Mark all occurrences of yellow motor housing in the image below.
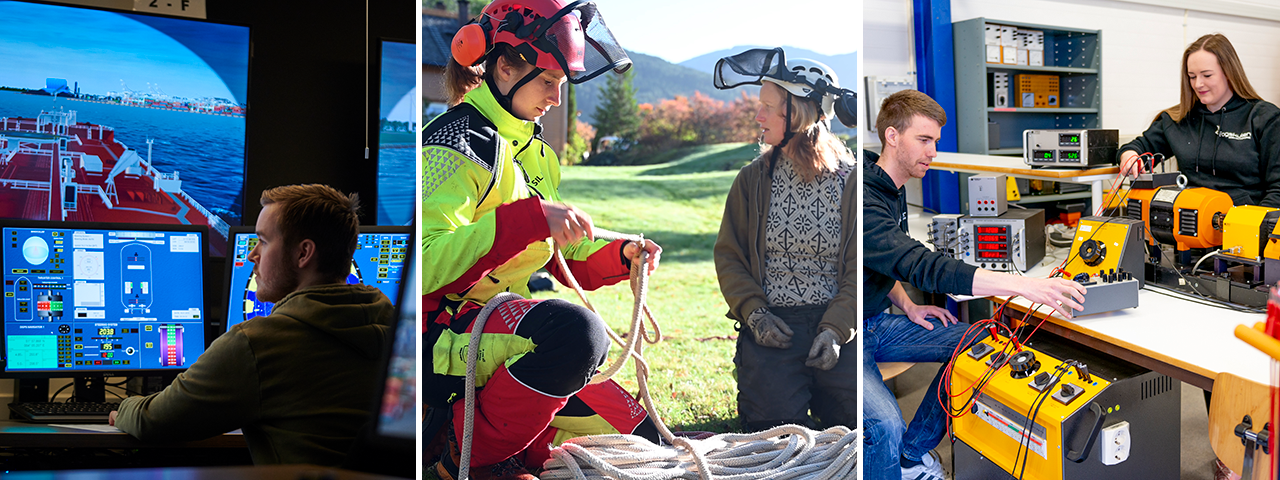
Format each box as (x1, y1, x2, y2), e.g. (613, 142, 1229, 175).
(1123, 186, 1231, 250)
(1222, 205, 1280, 261)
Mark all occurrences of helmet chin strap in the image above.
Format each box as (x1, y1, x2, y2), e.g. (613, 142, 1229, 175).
(487, 67, 546, 117)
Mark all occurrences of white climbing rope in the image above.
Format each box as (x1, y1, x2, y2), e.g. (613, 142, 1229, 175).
(456, 229, 859, 480)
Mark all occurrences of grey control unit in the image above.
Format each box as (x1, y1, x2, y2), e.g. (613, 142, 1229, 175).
(958, 209, 1046, 272)
(1024, 129, 1119, 167)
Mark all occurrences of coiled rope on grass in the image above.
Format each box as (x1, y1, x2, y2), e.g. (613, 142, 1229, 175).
(457, 229, 860, 480)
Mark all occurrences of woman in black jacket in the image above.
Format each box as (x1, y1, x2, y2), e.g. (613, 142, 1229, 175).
(1118, 33, 1280, 207)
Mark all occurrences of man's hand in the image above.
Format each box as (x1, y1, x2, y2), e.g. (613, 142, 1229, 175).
(903, 302, 957, 331)
(542, 200, 595, 247)
(108, 410, 117, 426)
(623, 239, 663, 275)
(1019, 277, 1087, 318)
(746, 307, 793, 349)
(805, 328, 841, 370)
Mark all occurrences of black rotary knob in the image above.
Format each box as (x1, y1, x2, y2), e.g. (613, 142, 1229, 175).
(1008, 350, 1040, 379)
(1079, 239, 1106, 267)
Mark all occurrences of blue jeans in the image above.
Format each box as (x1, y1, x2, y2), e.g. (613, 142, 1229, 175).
(862, 311, 985, 480)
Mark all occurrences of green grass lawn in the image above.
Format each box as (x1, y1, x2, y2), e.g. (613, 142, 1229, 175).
(425, 143, 761, 478)
(534, 142, 760, 433)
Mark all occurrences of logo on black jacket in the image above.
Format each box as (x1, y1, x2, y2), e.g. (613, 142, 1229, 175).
(1216, 125, 1252, 141)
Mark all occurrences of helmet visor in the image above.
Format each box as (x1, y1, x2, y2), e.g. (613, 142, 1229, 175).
(714, 48, 786, 90)
(539, 1, 631, 84)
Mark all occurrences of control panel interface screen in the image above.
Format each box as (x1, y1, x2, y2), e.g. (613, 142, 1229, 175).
(2, 226, 205, 373)
(225, 231, 410, 330)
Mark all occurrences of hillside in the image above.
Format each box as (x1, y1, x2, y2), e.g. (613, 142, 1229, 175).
(575, 50, 744, 123)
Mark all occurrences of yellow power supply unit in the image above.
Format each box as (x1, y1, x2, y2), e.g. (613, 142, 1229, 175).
(951, 336, 1180, 480)
(1062, 216, 1145, 287)
(1015, 74, 1059, 108)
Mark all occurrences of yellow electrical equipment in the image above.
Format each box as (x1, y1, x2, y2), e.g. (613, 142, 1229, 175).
(1221, 205, 1280, 261)
(951, 337, 1181, 480)
(1062, 216, 1145, 287)
(1123, 186, 1231, 250)
(1008, 177, 1022, 201)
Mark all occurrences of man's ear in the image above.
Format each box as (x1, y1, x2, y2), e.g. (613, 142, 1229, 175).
(294, 239, 318, 270)
(884, 126, 899, 148)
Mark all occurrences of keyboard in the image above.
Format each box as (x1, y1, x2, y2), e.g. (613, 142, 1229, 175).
(9, 402, 120, 422)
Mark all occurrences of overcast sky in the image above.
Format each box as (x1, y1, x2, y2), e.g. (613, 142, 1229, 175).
(600, 0, 862, 64)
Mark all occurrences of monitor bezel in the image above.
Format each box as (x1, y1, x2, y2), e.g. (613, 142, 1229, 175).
(368, 226, 415, 448)
(0, 0, 255, 256)
(0, 219, 210, 379)
(219, 225, 412, 337)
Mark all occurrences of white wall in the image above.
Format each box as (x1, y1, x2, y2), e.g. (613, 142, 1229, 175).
(862, 0, 1280, 148)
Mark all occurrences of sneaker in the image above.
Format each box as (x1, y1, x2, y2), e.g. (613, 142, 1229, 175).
(432, 422, 538, 480)
(901, 450, 947, 480)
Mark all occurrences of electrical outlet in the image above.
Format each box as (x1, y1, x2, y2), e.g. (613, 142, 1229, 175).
(1100, 421, 1131, 465)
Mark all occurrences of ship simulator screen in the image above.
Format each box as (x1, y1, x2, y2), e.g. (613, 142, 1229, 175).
(376, 246, 416, 441)
(223, 228, 410, 331)
(377, 39, 417, 226)
(1, 222, 207, 376)
(0, 1, 250, 256)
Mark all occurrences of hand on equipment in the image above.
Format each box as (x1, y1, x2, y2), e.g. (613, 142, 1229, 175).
(805, 327, 841, 370)
(543, 200, 595, 247)
(746, 307, 793, 349)
(108, 410, 117, 426)
(1118, 151, 1143, 177)
(1020, 277, 1087, 318)
(904, 302, 958, 330)
(623, 239, 663, 274)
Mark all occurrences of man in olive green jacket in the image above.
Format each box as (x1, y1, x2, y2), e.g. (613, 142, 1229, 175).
(111, 185, 395, 465)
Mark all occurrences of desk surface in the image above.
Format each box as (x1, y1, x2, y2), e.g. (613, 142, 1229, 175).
(904, 207, 1271, 390)
(0, 419, 245, 449)
(930, 151, 1119, 181)
(0, 465, 399, 479)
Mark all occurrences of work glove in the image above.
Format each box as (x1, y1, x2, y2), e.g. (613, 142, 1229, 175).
(805, 327, 841, 370)
(746, 307, 793, 349)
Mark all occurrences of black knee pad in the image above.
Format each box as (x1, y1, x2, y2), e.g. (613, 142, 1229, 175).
(523, 299, 610, 369)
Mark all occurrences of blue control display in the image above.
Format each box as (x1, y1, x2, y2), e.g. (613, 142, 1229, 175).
(224, 231, 409, 330)
(2, 226, 205, 373)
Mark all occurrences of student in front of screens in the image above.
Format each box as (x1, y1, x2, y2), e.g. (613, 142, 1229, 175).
(1117, 33, 1280, 207)
(709, 48, 858, 432)
(109, 184, 396, 466)
(421, 0, 661, 478)
(863, 90, 1087, 480)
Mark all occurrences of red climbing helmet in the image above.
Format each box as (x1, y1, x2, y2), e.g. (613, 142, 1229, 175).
(451, 0, 631, 84)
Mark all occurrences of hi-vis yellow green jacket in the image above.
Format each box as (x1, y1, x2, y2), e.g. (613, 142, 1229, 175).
(421, 82, 629, 326)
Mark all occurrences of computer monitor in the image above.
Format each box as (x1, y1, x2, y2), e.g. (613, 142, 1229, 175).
(222, 226, 411, 332)
(0, 0, 251, 256)
(376, 39, 417, 226)
(0, 221, 208, 378)
(375, 238, 415, 442)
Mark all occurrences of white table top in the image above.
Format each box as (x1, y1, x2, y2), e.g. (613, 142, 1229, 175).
(930, 151, 1119, 183)
(904, 206, 1271, 388)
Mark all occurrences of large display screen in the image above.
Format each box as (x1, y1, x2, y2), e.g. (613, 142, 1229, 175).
(377, 40, 417, 226)
(376, 245, 416, 440)
(223, 227, 410, 331)
(1, 222, 207, 376)
(0, 1, 250, 256)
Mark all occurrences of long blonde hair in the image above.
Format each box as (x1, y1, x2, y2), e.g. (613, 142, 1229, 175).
(1161, 33, 1262, 122)
(759, 83, 851, 182)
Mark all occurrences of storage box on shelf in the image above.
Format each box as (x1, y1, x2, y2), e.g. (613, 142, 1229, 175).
(954, 18, 1101, 156)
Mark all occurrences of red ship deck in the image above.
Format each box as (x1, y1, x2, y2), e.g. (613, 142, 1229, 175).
(0, 113, 229, 253)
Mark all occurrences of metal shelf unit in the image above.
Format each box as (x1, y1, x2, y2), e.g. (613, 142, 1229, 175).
(953, 18, 1102, 156)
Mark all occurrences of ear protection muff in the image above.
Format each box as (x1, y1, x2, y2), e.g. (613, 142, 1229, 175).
(451, 21, 491, 66)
